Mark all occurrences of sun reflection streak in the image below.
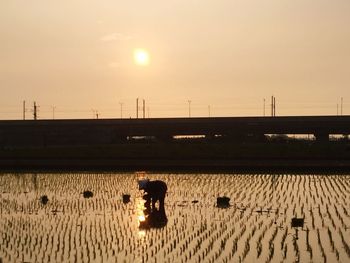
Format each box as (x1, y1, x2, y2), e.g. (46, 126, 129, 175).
(138, 230, 146, 238)
(138, 214, 145, 222)
(136, 197, 147, 239)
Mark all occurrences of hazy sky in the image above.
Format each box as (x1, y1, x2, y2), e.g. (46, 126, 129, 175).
(1, 0, 350, 119)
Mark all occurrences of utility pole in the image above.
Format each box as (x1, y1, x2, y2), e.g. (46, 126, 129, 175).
(341, 97, 343, 116)
(92, 109, 98, 119)
(119, 102, 123, 119)
(136, 98, 146, 118)
(23, 100, 25, 120)
(271, 96, 276, 117)
(136, 98, 139, 119)
(271, 96, 274, 117)
(188, 100, 191, 118)
(33, 102, 38, 120)
(52, 106, 56, 119)
(95, 110, 99, 119)
(263, 98, 265, 117)
(208, 105, 211, 117)
(143, 99, 145, 119)
(337, 104, 339, 116)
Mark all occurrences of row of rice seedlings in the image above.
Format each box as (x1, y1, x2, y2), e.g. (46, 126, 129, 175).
(0, 174, 141, 262)
(1, 173, 350, 262)
(0, 213, 135, 262)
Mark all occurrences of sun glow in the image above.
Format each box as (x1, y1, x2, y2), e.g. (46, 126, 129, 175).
(134, 49, 150, 66)
(136, 198, 146, 226)
(138, 215, 146, 222)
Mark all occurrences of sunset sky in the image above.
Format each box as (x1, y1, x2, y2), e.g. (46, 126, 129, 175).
(1, 0, 350, 119)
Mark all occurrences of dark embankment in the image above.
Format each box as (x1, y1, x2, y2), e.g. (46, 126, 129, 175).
(1, 140, 350, 171)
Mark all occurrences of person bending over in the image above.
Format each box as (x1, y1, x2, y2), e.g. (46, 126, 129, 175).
(138, 179, 167, 208)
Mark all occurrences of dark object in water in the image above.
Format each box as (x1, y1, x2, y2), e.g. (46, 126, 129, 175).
(217, 196, 230, 208)
(83, 190, 93, 198)
(192, 200, 199, 204)
(122, 194, 131, 204)
(40, 195, 49, 205)
(291, 217, 304, 228)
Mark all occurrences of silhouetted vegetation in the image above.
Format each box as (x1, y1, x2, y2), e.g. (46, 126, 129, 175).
(83, 190, 93, 198)
(40, 195, 49, 205)
(217, 196, 230, 208)
(122, 194, 131, 204)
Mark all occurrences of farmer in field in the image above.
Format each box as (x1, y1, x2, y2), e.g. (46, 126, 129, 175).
(138, 179, 167, 208)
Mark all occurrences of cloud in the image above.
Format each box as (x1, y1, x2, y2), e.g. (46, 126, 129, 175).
(100, 33, 132, 42)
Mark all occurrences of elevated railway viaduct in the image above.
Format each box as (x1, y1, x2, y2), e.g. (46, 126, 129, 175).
(0, 116, 349, 147)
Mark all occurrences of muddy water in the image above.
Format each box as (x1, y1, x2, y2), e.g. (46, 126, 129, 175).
(0, 173, 349, 262)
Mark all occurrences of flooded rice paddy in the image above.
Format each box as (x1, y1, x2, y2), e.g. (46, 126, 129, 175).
(0, 173, 349, 263)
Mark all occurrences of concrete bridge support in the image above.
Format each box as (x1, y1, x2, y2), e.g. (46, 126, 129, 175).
(314, 133, 329, 142)
(205, 134, 215, 140)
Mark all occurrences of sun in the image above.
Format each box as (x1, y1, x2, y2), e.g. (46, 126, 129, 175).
(134, 49, 150, 66)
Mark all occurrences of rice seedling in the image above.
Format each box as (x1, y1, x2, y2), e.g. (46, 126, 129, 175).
(0, 173, 349, 262)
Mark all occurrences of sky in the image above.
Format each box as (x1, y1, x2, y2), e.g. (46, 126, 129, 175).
(1, 0, 350, 119)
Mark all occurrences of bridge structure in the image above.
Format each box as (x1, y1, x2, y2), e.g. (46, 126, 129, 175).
(0, 116, 349, 147)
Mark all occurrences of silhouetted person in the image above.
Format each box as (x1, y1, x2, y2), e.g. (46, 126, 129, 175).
(138, 179, 167, 208)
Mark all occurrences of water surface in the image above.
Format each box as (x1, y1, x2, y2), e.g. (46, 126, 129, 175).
(0, 173, 349, 262)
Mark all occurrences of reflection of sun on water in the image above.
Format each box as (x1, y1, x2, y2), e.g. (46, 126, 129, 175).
(136, 197, 147, 239)
(138, 230, 146, 238)
(136, 198, 146, 226)
(138, 214, 145, 222)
